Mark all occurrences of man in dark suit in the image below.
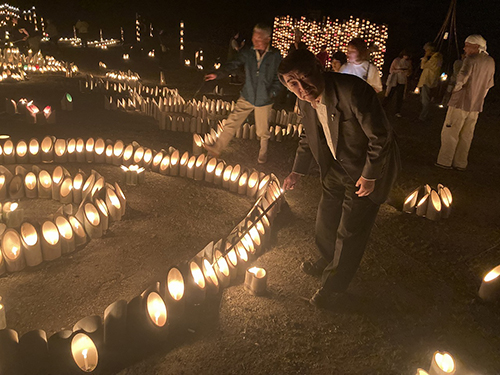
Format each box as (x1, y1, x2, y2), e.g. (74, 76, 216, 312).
(279, 50, 400, 308)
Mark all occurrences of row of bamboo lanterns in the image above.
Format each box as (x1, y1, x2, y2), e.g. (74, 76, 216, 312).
(0, 140, 284, 373)
(403, 184, 453, 221)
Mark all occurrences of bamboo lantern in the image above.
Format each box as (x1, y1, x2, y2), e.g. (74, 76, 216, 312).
(241, 232, 256, 257)
(2, 229, 26, 272)
(3, 202, 23, 228)
(15, 140, 29, 163)
(85, 138, 95, 163)
(20, 222, 43, 266)
(94, 138, 106, 164)
(222, 165, 233, 189)
(169, 150, 180, 176)
(403, 187, 420, 214)
(40, 136, 54, 163)
(8, 175, 24, 200)
(255, 206, 271, 244)
(76, 138, 86, 162)
(41, 220, 62, 261)
(478, 265, 500, 301)
(67, 139, 77, 162)
(247, 171, 259, 198)
(229, 165, 241, 193)
(24, 172, 37, 198)
(193, 134, 204, 156)
(37, 170, 52, 199)
(133, 147, 145, 166)
(244, 267, 267, 296)
(54, 139, 67, 163)
(225, 247, 239, 280)
(43, 105, 56, 124)
(51, 166, 67, 201)
(61, 93, 74, 111)
(425, 190, 441, 221)
(142, 148, 153, 169)
(91, 177, 105, 200)
(18, 329, 50, 375)
(68, 216, 87, 248)
(179, 151, 189, 177)
(237, 171, 248, 195)
(248, 224, 262, 255)
(256, 175, 271, 198)
(103, 299, 127, 353)
(95, 198, 109, 231)
(59, 177, 73, 204)
(114, 183, 126, 216)
(428, 351, 456, 375)
(213, 251, 231, 288)
(159, 154, 170, 175)
(70, 333, 98, 373)
(112, 140, 125, 166)
(81, 174, 95, 202)
(201, 258, 220, 295)
(185, 156, 196, 179)
(204, 157, 217, 183)
(193, 154, 206, 181)
(105, 187, 122, 221)
(2, 139, 15, 164)
(83, 203, 103, 239)
(14, 165, 28, 178)
(28, 138, 41, 163)
(122, 144, 134, 167)
(186, 260, 207, 304)
(151, 151, 164, 173)
(439, 187, 452, 219)
(166, 266, 185, 303)
(235, 242, 249, 270)
(0, 329, 20, 373)
(72, 173, 84, 204)
(55, 216, 75, 254)
(0, 176, 6, 201)
(105, 144, 113, 164)
(144, 291, 168, 329)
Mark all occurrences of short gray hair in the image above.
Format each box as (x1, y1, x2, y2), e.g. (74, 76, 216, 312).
(253, 24, 271, 38)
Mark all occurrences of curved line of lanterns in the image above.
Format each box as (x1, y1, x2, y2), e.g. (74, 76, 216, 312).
(0, 134, 283, 374)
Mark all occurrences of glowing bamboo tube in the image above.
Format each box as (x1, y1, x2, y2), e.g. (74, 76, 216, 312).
(426, 190, 441, 221)
(28, 138, 41, 163)
(179, 151, 189, 177)
(236, 171, 248, 195)
(54, 139, 67, 163)
(68, 216, 87, 248)
(169, 150, 180, 176)
(213, 161, 225, 186)
(229, 164, 241, 193)
(213, 251, 230, 288)
(71, 333, 98, 373)
(247, 171, 259, 198)
(51, 166, 66, 201)
(225, 248, 239, 280)
(3, 202, 23, 228)
(72, 173, 84, 204)
(166, 267, 185, 302)
(75, 138, 86, 162)
(151, 151, 164, 173)
(202, 258, 220, 295)
(8, 175, 24, 200)
(15, 140, 28, 163)
(24, 172, 37, 198)
(2, 140, 15, 164)
(67, 138, 77, 162)
(85, 138, 95, 163)
(186, 155, 196, 179)
(95, 198, 109, 231)
(244, 267, 267, 296)
(2, 229, 26, 272)
(83, 203, 102, 239)
(192, 134, 203, 156)
(55, 216, 75, 254)
(105, 144, 113, 164)
(159, 154, 170, 175)
(478, 265, 500, 301)
(105, 187, 122, 221)
(0, 176, 6, 201)
(133, 147, 145, 166)
(187, 261, 207, 304)
(204, 157, 217, 183)
(41, 220, 62, 261)
(256, 175, 270, 198)
(222, 165, 233, 189)
(146, 292, 168, 328)
(40, 136, 54, 163)
(403, 188, 419, 214)
(93, 138, 106, 164)
(112, 140, 125, 166)
(114, 183, 126, 216)
(142, 148, 153, 169)
(59, 177, 73, 204)
(20, 222, 43, 266)
(122, 144, 134, 167)
(37, 170, 52, 199)
(428, 351, 456, 375)
(81, 174, 95, 202)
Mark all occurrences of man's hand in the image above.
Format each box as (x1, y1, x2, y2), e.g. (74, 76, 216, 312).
(204, 73, 217, 81)
(355, 176, 375, 197)
(283, 172, 302, 190)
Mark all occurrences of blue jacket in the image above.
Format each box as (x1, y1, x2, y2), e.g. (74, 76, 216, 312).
(222, 46, 282, 107)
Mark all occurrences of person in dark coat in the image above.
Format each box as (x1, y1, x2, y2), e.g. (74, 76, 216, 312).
(279, 49, 400, 308)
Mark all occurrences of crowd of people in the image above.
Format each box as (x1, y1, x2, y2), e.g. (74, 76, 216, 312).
(203, 23, 495, 309)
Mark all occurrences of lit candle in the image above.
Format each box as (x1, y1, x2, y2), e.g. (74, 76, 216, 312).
(15, 140, 28, 163)
(37, 170, 52, 199)
(246, 171, 259, 198)
(71, 333, 98, 372)
(169, 150, 180, 176)
(40, 136, 54, 163)
(24, 172, 37, 199)
(76, 138, 86, 162)
(28, 138, 41, 163)
(478, 265, 500, 301)
(428, 351, 456, 375)
(55, 216, 75, 254)
(244, 267, 267, 296)
(54, 139, 67, 163)
(83, 203, 102, 239)
(41, 220, 62, 261)
(167, 267, 185, 302)
(186, 155, 196, 179)
(112, 140, 125, 166)
(20, 221, 43, 266)
(94, 138, 106, 163)
(202, 258, 220, 295)
(2, 229, 26, 272)
(3, 202, 23, 228)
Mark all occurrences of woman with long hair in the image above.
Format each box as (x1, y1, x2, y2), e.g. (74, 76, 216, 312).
(340, 38, 382, 92)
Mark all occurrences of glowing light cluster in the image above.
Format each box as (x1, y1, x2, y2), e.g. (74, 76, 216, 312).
(272, 15, 388, 70)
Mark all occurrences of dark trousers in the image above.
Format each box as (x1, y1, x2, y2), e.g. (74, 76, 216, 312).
(314, 161, 380, 292)
(384, 84, 405, 114)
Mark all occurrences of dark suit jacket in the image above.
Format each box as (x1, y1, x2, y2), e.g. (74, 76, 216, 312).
(292, 72, 400, 204)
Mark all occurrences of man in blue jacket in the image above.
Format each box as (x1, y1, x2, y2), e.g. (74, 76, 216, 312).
(204, 24, 282, 164)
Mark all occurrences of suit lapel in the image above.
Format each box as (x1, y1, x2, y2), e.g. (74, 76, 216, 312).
(324, 76, 341, 158)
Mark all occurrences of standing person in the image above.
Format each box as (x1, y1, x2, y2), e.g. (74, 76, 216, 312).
(158, 29, 169, 85)
(279, 49, 400, 308)
(417, 42, 443, 121)
(316, 45, 329, 68)
(436, 35, 495, 170)
(227, 31, 245, 84)
(287, 28, 307, 54)
(204, 23, 282, 164)
(340, 38, 382, 92)
(331, 51, 347, 73)
(10, 17, 29, 51)
(44, 19, 58, 56)
(384, 50, 412, 117)
(75, 19, 89, 48)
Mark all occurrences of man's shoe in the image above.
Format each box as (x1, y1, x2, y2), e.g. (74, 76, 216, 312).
(300, 261, 324, 277)
(309, 288, 343, 309)
(395, 113, 402, 118)
(454, 166, 466, 171)
(434, 162, 452, 170)
(203, 143, 220, 158)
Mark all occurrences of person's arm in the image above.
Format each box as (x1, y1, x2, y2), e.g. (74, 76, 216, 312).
(290, 101, 314, 178)
(205, 48, 246, 81)
(453, 57, 472, 92)
(367, 64, 383, 93)
(268, 53, 283, 99)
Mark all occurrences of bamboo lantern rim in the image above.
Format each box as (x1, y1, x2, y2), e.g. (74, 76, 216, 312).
(153, 152, 163, 166)
(41, 136, 52, 152)
(484, 265, 500, 283)
(95, 138, 105, 155)
(170, 150, 180, 165)
(55, 216, 74, 240)
(143, 148, 153, 163)
(25, 172, 36, 189)
(146, 292, 168, 327)
(29, 138, 39, 154)
(180, 151, 189, 166)
(71, 332, 98, 372)
(85, 203, 101, 226)
(113, 140, 124, 157)
(167, 267, 185, 301)
(39, 170, 52, 188)
(430, 190, 442, 212)
(52, 166, 64, 184)
(123, 144, 134, 160)
(16, 140, 27, 156)
(76, 138, 85, 152)
(248, 266, 266, 279)
(69, 216, 86, 238)
(230, 165, 241, 182)
(187, 155, 196, 168)
(85, 137, 95, 152)
(133, 147, 144, 163)
(42, 221, 60, 245)
(21, 222, 38, 246)
(190, 261, 206, 289)
(2, 229, 22, 260)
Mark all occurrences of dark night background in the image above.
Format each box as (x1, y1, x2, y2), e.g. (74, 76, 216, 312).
(8, 0, 500, 72)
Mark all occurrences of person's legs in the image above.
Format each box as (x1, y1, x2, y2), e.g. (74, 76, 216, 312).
(452, 111, 479, 169)
(419, 85, 431, 121)
(437, 106, 467, 167)
(254, 103, 272, 163)
(382, 86, 395, 108)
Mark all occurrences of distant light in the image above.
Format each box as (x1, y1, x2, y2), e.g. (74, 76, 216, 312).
(440, 72, 448, 81)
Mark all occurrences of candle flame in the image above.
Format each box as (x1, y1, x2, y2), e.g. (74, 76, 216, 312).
(248, 267, 266, 278)
(484, 265, 500, 282)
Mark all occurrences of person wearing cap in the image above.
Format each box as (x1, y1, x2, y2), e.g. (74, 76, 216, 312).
(279, 49, 400, 309)
(436, 35, 495, 170)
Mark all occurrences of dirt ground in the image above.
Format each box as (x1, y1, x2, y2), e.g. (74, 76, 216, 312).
(1, 46, 500, 374)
